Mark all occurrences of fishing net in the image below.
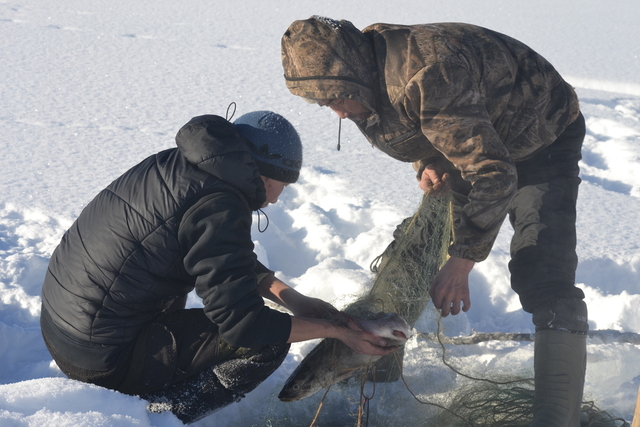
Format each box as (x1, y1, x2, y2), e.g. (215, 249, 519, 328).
(370, 193, 627, 427)
(429, 382, 630, 427)
(258, 193, 629, 427)
(366, 192, 452, 324)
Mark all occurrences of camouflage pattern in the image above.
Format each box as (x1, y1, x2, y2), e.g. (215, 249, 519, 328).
(281, 17, 580, 262)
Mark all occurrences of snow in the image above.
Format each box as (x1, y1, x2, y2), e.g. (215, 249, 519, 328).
(1, 0, 639, 425)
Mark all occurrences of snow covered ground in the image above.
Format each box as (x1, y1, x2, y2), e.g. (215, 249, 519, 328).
(1, 0, 639, 425)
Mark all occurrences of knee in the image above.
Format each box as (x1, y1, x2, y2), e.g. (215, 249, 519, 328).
(212, 343, 290, 394)
(251, 343, 291, 365)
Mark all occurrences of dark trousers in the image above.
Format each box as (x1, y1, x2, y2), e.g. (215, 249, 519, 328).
(508, 113, 586, 313)
(449, 113, 586, 314)
(41, 307, 289, 397)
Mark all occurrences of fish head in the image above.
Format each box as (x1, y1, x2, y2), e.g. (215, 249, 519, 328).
(381, 313, 412, 346)
(278, 357, 323, 402)
(356, 312, 411, 347)
(278, 339, 368, 402)
(383, 328, 410, 347)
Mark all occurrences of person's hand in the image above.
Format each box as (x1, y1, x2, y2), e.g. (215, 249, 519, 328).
(334, 318, 399, 356)
(429, 257, 475, 316)
(419, 163, 450, 196)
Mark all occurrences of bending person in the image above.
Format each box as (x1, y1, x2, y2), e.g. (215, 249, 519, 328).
(282, 17, 588, 426)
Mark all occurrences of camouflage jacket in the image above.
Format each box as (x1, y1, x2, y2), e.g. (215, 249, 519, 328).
(282, 17, 580, 261)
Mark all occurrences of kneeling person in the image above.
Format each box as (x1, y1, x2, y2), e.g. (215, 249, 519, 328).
(40, 110, 395, 424)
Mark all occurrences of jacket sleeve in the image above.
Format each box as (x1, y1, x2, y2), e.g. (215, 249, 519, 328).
(178, 191, 291, 347)
(404, 61, 517, 262)
(254, 260, 273, 285)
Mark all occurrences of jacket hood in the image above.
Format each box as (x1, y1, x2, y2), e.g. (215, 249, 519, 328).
(281, 16, 377, 112)
(175, 115, 266, 210)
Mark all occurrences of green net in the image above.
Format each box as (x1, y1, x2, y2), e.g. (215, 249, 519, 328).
(259, 194, 629, 427)
(365, 192, 453, 326)
(429, 382, 629, 427)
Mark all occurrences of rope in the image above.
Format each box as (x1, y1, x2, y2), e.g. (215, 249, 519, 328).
(435, 316, 533, 386)
(309, 385, 332, 427)
(356, 366, 376, 427)
(337, 117, 342, 151)
(393, 349, 477, 427)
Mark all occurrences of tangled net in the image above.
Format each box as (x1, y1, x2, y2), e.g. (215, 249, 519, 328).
(366, 192, 452, 326)
(429, 385, 630, 426)
(261, 193, 629, 426)
(369, 193, 628, 427)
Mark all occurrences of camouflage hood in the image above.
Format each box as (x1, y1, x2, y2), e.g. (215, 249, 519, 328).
(281, 16, 378, 113)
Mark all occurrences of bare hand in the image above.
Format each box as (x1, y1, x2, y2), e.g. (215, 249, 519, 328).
(419, 163, 450, 196)
(336, 318, 399, 356)
(429, 257, 475, 316)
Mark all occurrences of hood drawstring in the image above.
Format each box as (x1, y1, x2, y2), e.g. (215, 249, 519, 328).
(226, 102, 237, 121)
(337, 117, 342, 151)
(256, 208, 270, 232)
(223, 103, 272, 233)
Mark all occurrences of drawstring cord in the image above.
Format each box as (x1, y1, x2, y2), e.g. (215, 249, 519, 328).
(337, 117, 342, 151)
(227, 101, 269, 233)
(226, 102, 237, 121)
(256, 208, 269, 232)
(225, 102, 270, 234)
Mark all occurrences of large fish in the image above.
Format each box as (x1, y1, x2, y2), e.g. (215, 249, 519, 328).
(278, 312, 411, 402)
(278, 194, 452, 402)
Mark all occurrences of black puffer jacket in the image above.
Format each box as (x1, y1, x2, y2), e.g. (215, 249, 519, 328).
(42, 115, 292, 349)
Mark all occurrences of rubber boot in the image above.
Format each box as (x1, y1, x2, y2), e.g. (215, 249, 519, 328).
(367, 346, 404, 383)
(530, 298, 588, 427)
(530, 329, 586, 426)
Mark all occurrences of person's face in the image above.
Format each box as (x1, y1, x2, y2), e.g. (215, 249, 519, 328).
(261, 176, 288, 207)
(319, 99, 371, 122)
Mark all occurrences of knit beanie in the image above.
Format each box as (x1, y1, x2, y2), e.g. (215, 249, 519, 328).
(234, 111, 303, 183)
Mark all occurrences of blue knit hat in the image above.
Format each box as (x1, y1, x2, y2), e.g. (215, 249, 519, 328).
(234, 111, 303, 183)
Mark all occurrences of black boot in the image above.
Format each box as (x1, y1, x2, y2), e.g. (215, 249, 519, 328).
(530, 298, 588, 427)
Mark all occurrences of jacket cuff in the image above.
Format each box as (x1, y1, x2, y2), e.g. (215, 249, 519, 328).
(412, 157, 449, 180)
(448, 244, 490, 263)
(267, 309, 293, 344)
(255, 261, 274, 284)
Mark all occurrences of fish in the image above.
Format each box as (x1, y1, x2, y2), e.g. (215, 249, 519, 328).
(278, 194, 452, 402)
(277, 312, 411, 402)
(356, 313, 412, 347)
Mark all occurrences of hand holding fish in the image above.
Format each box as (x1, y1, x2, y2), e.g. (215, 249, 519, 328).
(258, 275, 401, 355)
(333, 318, 400, 356)
(287, 315, 400, 356)
(279, 312, 411, 402)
